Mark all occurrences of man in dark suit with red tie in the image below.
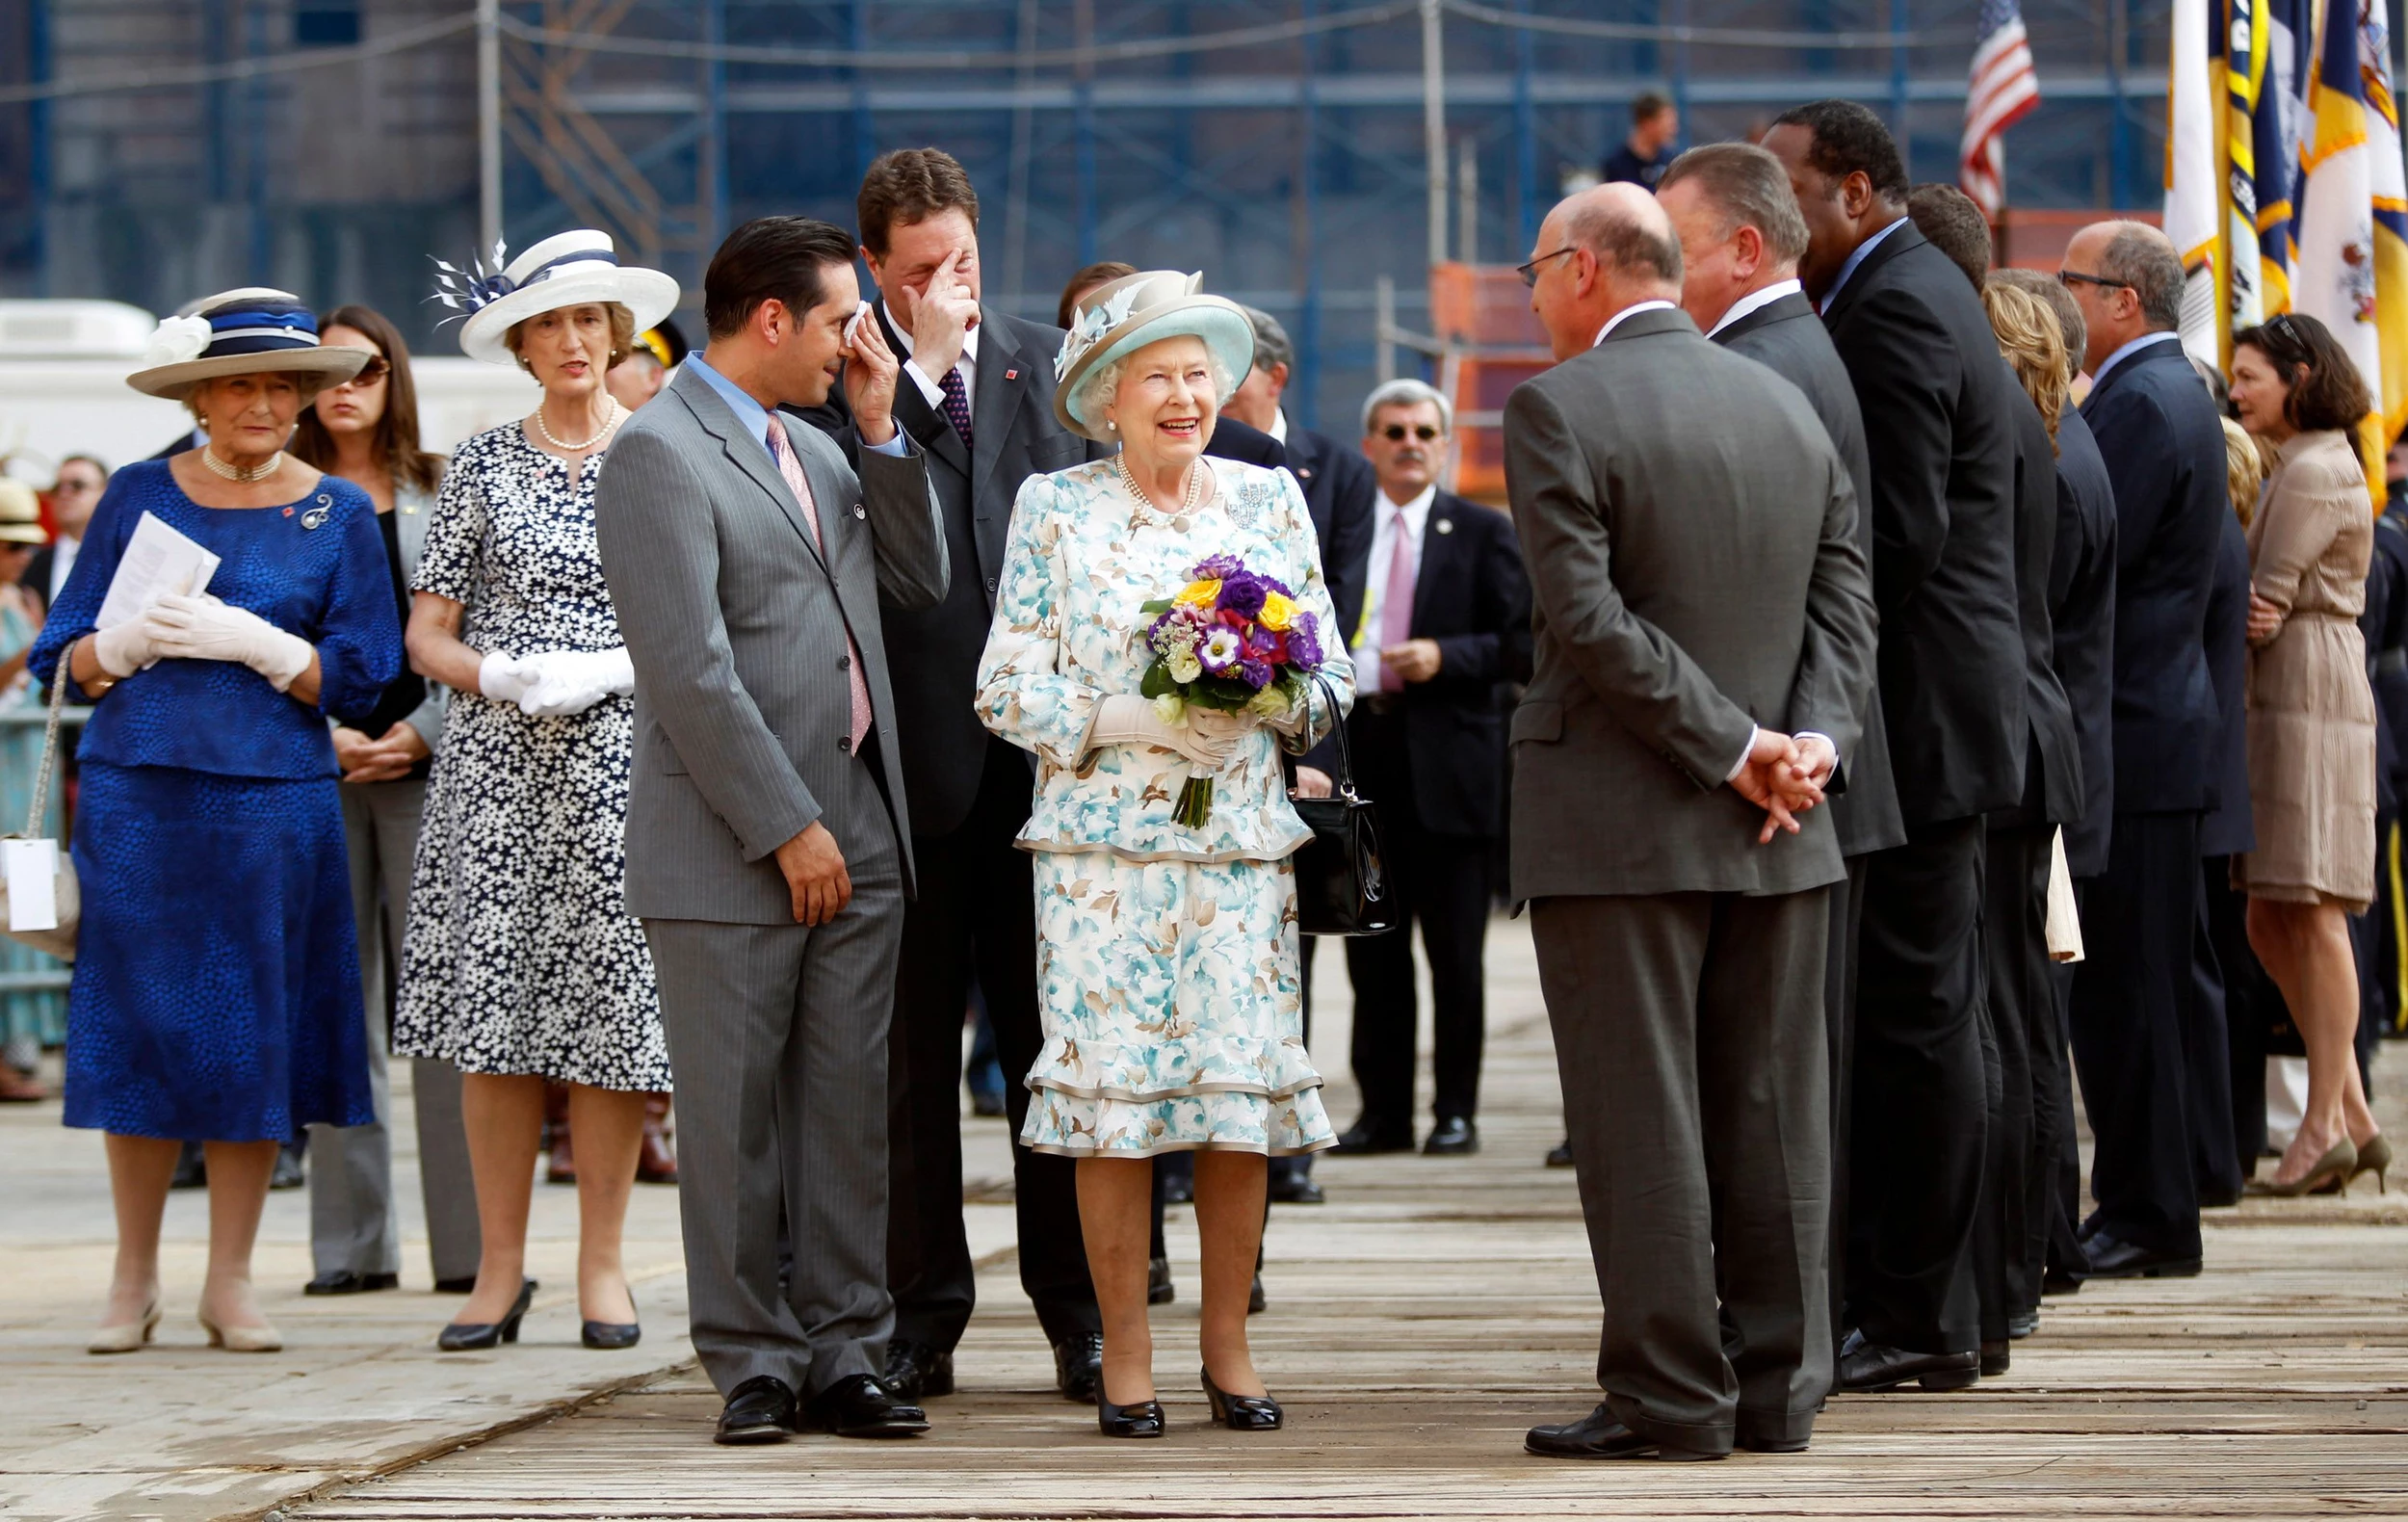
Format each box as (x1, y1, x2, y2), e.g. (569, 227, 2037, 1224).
(1326, 379, 1531, 1158)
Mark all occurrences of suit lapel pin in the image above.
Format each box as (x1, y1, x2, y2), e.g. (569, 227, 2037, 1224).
(1005, 367, 1019, 380)
(852, 503, 867, 519)
(1435, 517, 1454, 534)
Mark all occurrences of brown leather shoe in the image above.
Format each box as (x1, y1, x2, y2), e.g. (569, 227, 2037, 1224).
(637, 1091, 678, 1183)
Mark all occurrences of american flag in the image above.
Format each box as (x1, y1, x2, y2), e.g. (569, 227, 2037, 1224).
(1960, 0, 2042, 217)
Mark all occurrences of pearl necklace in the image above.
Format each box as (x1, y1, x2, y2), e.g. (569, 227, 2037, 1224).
(199, 447, 282, 483)
(1118, 455, 1206, 520)
(533, 397, 623, 452)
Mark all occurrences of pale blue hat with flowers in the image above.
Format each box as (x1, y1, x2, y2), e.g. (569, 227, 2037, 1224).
(1053, 270, 1256, 442)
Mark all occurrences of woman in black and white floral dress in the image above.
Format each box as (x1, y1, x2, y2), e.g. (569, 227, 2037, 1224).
(395, 231, 679, 1352)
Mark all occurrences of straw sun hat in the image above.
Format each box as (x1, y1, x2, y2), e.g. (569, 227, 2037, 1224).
(125, 288, 368, 401)
(1053, 270, 1256, 443)
(432, 229, 681, 367)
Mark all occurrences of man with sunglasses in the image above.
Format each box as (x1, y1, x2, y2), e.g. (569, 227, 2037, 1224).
(25, 455, 107, 617)
(1323, 380, 1530, 1159)
(2055, 221, 2229, 1281)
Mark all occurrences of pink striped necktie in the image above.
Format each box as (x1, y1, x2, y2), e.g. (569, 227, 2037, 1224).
(765, 422, 874, 752)
(1378, 506, 1415, 692)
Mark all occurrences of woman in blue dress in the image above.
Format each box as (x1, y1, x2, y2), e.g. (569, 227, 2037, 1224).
(30, 289, 400, 1355)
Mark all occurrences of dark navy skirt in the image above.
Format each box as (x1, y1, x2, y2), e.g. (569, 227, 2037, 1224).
(63, 760, 372, 1142)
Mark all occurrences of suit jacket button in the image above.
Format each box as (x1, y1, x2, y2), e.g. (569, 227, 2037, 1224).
(986, 577, 998, 592)
(838, 654, 851, 670)
(837, 735, 852, 753)
(852, 503, 866, 519)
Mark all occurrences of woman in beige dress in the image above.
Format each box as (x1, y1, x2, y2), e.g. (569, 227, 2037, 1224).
(2227, 311, 2389, 1195)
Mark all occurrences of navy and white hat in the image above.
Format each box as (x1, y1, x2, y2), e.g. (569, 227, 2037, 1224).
(434, 229, 680, 367)
(126, 288, 368, 400)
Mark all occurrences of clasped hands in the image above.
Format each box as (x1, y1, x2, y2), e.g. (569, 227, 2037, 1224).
(96, 593, 314, 691)
(480, 647, 634, 718)
(1727, 729, 1835, 846)
(1088, 693, 1259, 771)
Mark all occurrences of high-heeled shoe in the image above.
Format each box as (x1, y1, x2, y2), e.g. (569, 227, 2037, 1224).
(1201, 1368, 1283, 1431)
(87, 1296, 161, 1355)
(1096, 1389, 1165, 1438)
(582, 1287, 640, 1351)
(437, 1277, 537, 1352)
(2318, 1133, 2393, 1194)
(2246, 1137, 2357, 1197)
(197, 1307, 283, 1352)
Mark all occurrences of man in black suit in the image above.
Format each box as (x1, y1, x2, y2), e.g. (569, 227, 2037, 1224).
(1223, 306, 1376, 642)
(797, 147, 1106, 1405)
(1658, 140, 1904, 1363)
(24, 454, 107, 616)
(2055, 221, 2229, 1281)
(1987, 266, 2117, 1302)
(1765, 100, 2025, 1394)
(1323, 379, 1529, 1158)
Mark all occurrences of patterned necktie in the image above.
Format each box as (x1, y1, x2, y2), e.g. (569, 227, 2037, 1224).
(1379, 506, 1416, 693)
(765, 422, 873, 752)
(938, 365, 975, 453)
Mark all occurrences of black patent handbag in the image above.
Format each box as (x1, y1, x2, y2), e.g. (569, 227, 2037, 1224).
(1289, 678, 1398, 937)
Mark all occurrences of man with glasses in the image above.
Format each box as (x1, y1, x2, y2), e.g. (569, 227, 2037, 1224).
(1325, 380, 1529, 1159)
(2054, 220, 2228, 1281)
(26, 455, 107, 616)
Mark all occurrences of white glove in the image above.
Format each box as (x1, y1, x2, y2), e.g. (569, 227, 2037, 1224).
(147, 594, 314, 692)
(517, 647, 635, 719)
(479, 650, 537, 705)
(92, 614, 169, 678)
(1086, 694, 1246, 770)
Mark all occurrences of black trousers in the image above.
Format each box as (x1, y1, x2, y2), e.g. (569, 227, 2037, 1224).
(1343, 708, 1492, 1129)
(1820, 853, 1869, 1359)
(2186, 857, 2247, 1205)
(2068, 811, 2206, 1260)
(2206, 857, 2268, 1178)
(1975, 821, 2051, 1339)
(1846, 816, 1986, 1356)
(888, 742, 1099, 1351)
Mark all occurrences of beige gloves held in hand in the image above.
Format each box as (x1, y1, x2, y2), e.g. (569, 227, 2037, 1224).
(1086, 694, 1252, 771)
(144, 594, 316, 692)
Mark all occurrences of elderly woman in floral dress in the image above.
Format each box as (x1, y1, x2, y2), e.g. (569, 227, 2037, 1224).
(975, 271, 1351, 1439)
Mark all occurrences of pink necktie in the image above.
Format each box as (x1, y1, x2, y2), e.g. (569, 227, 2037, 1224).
(766, 422, 874, 752)
(1379, 507, 1415, 693)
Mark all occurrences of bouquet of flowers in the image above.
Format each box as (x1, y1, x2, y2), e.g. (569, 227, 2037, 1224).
(1138, 553, 1328, 827)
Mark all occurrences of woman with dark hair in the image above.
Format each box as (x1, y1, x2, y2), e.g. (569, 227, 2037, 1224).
(2227, 311, 2389, 1194)
(285, 304, 484, 1299)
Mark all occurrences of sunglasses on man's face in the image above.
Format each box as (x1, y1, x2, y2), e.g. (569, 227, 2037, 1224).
(336, 355, 391, 388)
(1380, 424, 1442, 443)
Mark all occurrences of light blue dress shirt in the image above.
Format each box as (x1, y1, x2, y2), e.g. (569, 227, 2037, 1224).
(682, 350, 908, 459)
(1819, 216, 1909, 314)
(2088, 330, 2184, 391)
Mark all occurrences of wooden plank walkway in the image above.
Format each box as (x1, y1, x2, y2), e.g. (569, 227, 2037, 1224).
(295, 916, 2408, 1522)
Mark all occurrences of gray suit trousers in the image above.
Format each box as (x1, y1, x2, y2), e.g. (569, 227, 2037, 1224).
(1534, 887, 1833, 1455)
(315, 779, 480, 1283)
(642, 752, 903, 1400)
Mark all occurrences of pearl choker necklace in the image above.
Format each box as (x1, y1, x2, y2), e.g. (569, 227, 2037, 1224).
(199, 447, 282, 483)
(534, 398, 624, 452)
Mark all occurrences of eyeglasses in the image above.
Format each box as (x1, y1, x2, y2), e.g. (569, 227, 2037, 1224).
(1517, 247, 1578, 288)
(335, 355, 391, 387)
(1380, 423, 1443, 442)
(2055, 269, 2130, 293)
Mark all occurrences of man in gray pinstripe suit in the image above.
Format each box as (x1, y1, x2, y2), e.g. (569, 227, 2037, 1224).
(595, 217, 949, 1445)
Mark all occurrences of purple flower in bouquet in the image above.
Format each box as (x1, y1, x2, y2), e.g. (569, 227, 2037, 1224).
(1197, 626, 1244, 676)
(1215, 567, 1269, 618)
(1238, 657, 1275, 690)
(1193, 552, 1246, 580)
(1285, 612, 1324, 671)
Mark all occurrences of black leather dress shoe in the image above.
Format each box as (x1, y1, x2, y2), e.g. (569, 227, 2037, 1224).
(1423, 1116, 1479, 1155)
(808, 1374, 929, 1438)
(1545, 1140, 1575, 1168)
(1097, 1393, 1165, 1438)
(433, 1275, 478, 1295)
(1147, 1256, 1176, 1305)
(1333, 1117, 1413, 1154)
(583, 1289, 641, 1351)
(1525, 1404, 1721, 1460)
(714, 1375, 798, 1445)
(1054, 1332, 1104, 1404)
(2081, 1229, 2202, 1280)
(304, 1270, 399, 1297)
(881, 1340, 954, 1401)
(436, 1278, 537, 1353)
(2040, 1266, 2085, 1296)
(1836, 1328, 1979, 1393)
(1268, 1171, 1326, 1204)
(1248, 1272, 1266, 1315)
(1978, 1339, 2010, 1378)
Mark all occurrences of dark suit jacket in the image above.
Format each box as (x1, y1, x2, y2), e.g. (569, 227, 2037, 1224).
(1505, 306, 1878, 900)
(2077, 334, 2227, 815)
(795, 305, 1106, 838)
(1348, 488, 1530, 838)
(1203, 415, 1286, 470)
(1714, 287, 1904, 858)
(1821, 222, 2027, 826)
(2202, 508, 2257, 855)
(21, 544, 59, 617)
(2049, 407, 2120, 878)
(2002, 379, 2082, 827)
(1280, 423, 1376, 645)
(2373, 500, 2408, 801)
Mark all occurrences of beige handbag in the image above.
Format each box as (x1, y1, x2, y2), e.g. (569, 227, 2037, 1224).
(0, 660, 80, 961)
(2044, 826, 2083, 964)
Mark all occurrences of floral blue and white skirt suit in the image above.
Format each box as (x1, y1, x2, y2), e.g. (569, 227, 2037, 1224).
(975, 455, 1352, 1157)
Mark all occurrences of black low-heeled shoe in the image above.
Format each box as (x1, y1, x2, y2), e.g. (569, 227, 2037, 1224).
(437, 1278, 537, 1352)
(1096, 1393, 1165, 1438)
(582, 1289, 640, 1351)
(1201, 1368, 1283, 1430)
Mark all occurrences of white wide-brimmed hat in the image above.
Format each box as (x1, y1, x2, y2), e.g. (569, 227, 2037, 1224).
(124, 288, 369, 401)
(1053, 271, 1256, 442)
(433, 229, 681, 367)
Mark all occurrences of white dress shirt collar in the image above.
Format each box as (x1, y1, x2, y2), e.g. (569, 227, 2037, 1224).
(1269, 407, 1291, 443)
(1592, 299, 1680, 348)
(887, 302, 981, 416)
(1707, 277, 1805, 339)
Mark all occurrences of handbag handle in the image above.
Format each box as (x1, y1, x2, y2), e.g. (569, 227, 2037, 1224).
(24, 658, 68, 838)
(1308, 674, 1363, 802)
